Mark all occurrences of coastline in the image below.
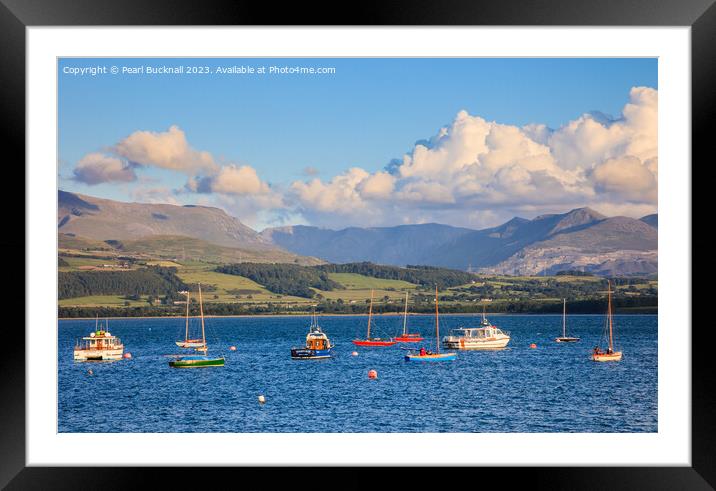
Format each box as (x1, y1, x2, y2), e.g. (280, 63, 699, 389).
(58, 311, 657, 321)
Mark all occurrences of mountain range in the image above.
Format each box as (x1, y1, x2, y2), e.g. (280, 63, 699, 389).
(58, 191, 320, 265)
(261, 208, 658, 276)
(58, 190, 657, 275)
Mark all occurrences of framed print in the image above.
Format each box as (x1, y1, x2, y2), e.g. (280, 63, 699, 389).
(3, 0, 711, 488)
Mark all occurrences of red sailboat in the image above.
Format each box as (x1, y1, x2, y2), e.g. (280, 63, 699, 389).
(352, 289, 397, 347)
(394, 292, 423, 343)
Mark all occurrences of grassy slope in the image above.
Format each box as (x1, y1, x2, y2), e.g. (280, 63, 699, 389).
(58, 248, 657, 310)
(326, 273, 416, 290)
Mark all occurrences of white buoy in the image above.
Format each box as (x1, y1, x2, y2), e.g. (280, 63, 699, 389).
(351, 351, 359, 356)
(258, 395, 266, 404)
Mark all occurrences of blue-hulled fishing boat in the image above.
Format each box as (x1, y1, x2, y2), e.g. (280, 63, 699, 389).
(291, 310, 334, 360)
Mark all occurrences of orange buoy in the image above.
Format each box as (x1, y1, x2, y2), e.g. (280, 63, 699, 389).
(530, 343, 537, 349)
(351, 351, 359, 356)
(123, 352, 132, 359)
(368, 369, 378, 379)
(229, 346, 237, 351)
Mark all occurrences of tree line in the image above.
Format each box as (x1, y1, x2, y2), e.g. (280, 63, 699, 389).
(314, 262, 475, 289)
(59, 295, 657, 318)
(216, 263, 342, 298)
(58, 266, 188, 300)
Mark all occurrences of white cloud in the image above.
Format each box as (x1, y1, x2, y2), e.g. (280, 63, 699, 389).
(208, 165, 270, 195)
(73, 153, 137, 185)
(291, 167, 370, 214)
(358, 171, 396, 199)
(130, 186, 181, 205)
(287, 86, 658, 228)
(113, 125, 218, 175)
(591, 155, 657, 202)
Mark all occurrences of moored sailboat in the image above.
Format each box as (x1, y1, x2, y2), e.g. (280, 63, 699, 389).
(352, 289, 397, 347)
(405, 286, 456, 362)
(555, 298, 580, 343)
(394, 292, 423, 343)
(175, 290, 206, 348)
(169, 283, 225, 368)
(592, 281, 622, 362)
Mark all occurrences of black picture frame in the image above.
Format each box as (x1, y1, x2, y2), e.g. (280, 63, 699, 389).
(2, 0, 708, 488)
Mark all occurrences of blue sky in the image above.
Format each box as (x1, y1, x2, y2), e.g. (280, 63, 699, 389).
(58, 58, 658, 230)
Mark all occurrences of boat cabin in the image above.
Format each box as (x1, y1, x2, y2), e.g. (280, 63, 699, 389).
(448, 325, 506, 339)
(305, 327, 330, 350)
(76, 330, 123, 351)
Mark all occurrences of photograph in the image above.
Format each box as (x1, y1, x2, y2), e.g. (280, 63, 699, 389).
(56, 56, 658, 434)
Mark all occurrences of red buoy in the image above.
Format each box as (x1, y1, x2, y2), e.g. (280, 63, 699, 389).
(123, 352, 132, 359)
(530, 343, 537, 349)
(229, 346, 237, 351)
(368, 369, 378, 379)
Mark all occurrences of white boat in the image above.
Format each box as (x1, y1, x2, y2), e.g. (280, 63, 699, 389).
(592, 280, 622, 362)
(74, 318, 124, 361)
(176, 289, 207, 349)
(442, 308, 510, 350)
(555, 298, 580, 343)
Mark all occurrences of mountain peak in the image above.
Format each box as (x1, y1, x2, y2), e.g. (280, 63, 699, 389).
(548, 207, 606, 235)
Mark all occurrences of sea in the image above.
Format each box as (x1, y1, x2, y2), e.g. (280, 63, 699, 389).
(58, 314, 657, 433)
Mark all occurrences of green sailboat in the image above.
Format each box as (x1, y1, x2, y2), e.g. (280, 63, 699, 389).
(169, 283, 225, 368)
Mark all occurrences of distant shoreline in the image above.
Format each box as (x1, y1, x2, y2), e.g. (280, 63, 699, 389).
(58, 311, 657, 321)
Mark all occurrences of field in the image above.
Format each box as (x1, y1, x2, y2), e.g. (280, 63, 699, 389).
(58, 295, 151, 307)
(58, 243, 657, 315)
(175, 269, 310, 304)
(326, 272, 416, 290)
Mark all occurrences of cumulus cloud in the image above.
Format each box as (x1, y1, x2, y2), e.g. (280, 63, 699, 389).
(591, 155, 657, 202)
(291, 167, 370, 214)
(204, 165, 271, 195)
(113, 125, 218, 175)
(130, 186, 181, 205)
(289, 86, 657, 228)
(73, 153, 137, 185)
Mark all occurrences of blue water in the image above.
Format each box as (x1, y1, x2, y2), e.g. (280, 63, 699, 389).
(58, 314, 657, 433)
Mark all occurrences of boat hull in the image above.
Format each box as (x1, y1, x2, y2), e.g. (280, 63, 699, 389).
(442, 336, 510, 350)
(291, 348, 333, 360)
(175, 341, 206, 348)
(169, 357, 225, 368)
(592, 351, 622, 362)
(352, 340, 397, 347)
(555, 337, 580, 343)
(394, 334, 424, 343)
(74, 348, 124, 361)
(405, 353, 457, 362)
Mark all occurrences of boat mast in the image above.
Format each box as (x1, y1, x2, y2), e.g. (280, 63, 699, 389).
(562, 298, 566, 338)
(607, 280, 613, 351)
(435, 285, 440, 353)
(198, 283, 206, 346)
(185, 290, 190, 342)
(367, 289, 374, 339)
(402, 291, 409, 336)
